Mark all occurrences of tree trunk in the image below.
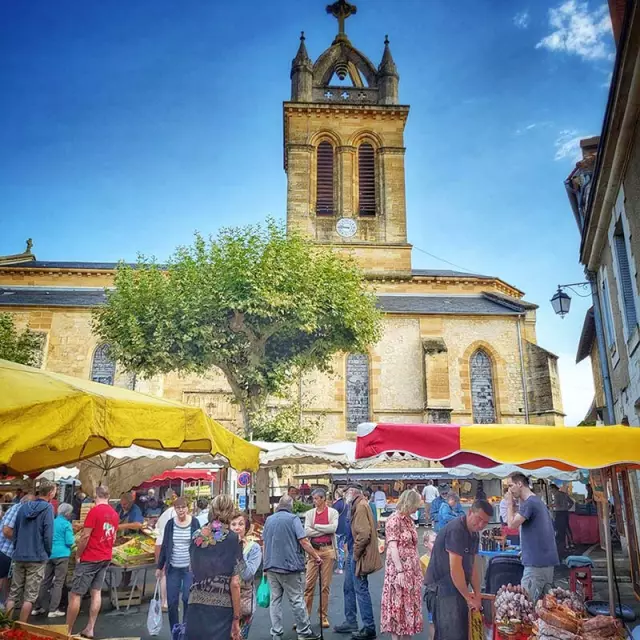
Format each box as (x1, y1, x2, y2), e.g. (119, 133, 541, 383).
(240, 393, 267, 441)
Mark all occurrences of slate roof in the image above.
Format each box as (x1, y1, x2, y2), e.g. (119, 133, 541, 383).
(576, 307, 595, 364)
(411, 269, 493, 279)
(0, 288, 108, 307)
(376, 293, 530, 315)
(0, 261, 134, 270)
(0, 287, 532, 316)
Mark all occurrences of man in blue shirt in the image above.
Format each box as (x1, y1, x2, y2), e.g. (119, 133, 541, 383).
(115, 492, 144, 533)
(263, 495, 321, 640)
(507, 472, 559, 602)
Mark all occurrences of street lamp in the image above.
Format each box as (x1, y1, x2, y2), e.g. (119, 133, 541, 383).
(550, 282, 590, 318)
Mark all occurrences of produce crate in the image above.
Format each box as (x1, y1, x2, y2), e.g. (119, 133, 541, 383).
(1, 621, 71, 639)
(110, 586, 142, 608)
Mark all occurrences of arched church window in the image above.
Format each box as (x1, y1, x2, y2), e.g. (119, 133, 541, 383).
(346, 353, 370, 431)
(91, 343, 116, 386)
(358, 143, 376, 215)
(470, 349, 496, 424)
(316, 141, 334, 216)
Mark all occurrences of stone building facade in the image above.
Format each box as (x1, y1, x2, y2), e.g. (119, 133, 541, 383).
(0, 1, 564, 441)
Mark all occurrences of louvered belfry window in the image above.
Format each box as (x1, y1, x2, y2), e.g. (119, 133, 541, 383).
(358, 143, 376, 215)
(316, 142, 334, 216)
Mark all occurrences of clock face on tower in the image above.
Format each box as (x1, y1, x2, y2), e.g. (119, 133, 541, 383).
(336, 217, 357, 238)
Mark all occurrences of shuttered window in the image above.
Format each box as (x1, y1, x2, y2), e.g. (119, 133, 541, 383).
(358, 143, 376, 216)
(470, 349, 496, 424)
(614, 226, 638, 334)
(316, 142, 334, 216)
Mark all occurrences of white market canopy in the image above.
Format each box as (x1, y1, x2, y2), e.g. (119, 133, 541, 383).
(256, 441, 351, 468)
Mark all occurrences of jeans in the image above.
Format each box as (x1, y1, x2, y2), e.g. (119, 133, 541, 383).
(166, 565, 192, 633)
(346, 552, 375, 632)
(36, 557, 69, 612)
(522, 566, 555, 603)
(425, 584, 468, 640)
(267, 571, 313, 638)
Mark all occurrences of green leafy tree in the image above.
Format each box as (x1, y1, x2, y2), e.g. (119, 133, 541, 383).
(92, 220, 381, 438)
(0, 314, 44, 366)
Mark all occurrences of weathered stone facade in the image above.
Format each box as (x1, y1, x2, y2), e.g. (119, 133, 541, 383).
(0, 3, 565, 441)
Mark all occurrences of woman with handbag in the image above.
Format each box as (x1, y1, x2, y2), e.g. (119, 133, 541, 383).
(230, 511, 263, 639)
(156, 497, 199, 635)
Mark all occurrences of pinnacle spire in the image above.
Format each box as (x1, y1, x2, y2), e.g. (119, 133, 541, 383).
(378, 34, 398, 77)
(292, 31, 311, 67)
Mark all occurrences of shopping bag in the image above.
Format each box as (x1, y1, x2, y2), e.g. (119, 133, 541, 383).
(147, 580, 163, 636)
(256, 575, 270, 608)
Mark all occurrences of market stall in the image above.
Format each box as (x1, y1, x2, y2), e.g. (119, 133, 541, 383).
(0, 358, 260, 475)
(356, 422, 640, 623)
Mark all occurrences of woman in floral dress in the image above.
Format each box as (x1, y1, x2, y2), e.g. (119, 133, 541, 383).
(381, 489, 424, 639)
(185, 495, 244, 640)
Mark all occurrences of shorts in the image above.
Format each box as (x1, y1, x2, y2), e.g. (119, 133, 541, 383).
(522, 566, 555, 602)
(71, 560, 110, 596)
(0, 552, 12, 579)
(9, 561, 46, 604)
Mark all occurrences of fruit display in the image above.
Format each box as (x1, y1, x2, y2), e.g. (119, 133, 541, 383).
(0, 621, 71, 639)
(495, 584, 536, 628)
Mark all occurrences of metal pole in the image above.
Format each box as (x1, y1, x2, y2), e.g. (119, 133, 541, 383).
(602, 470, 616, 615)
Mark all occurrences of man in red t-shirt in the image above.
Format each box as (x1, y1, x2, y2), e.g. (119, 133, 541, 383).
(66, 485, 119, 638)
(303, 488, 338, 628)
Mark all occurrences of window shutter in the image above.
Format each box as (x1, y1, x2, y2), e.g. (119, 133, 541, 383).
(614, 231, 638, 331)
(316, 142, 334, 216)
(358, 143, 376, 215)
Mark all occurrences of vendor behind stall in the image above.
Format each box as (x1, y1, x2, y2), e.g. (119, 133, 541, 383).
(115, 492, 144, 532)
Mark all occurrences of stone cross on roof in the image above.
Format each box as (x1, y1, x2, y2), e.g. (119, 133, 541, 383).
(326, 0, 357, 37)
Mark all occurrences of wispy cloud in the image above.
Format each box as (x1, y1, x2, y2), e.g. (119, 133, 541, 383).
(554, 129, 590, 160)
(514, 10, 530, 29)
(515, 121, 553, 136)
(537, 0, 612, 61)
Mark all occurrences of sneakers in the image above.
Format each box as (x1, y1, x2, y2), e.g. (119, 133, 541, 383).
(334, 622, 359, 634)
(48, 610, 65, 618)
(31, 608, 46, 616)
(351, 629, 377, 640)
(297, 633, 321, 640)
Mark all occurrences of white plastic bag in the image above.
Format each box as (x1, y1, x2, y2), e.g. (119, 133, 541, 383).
(147, 580, 163, 636)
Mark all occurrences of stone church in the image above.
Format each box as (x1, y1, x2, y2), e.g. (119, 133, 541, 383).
(0, 1, 564, 441)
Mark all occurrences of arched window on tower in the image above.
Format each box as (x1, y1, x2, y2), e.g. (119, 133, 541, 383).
(470, 349, 496, 424)
(316, 141, 334, 216)
(91, 343, 116, 386)
(358, 143, 376, 216)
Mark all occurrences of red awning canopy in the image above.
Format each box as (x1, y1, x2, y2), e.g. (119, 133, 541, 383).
(137, 468, 216, 489)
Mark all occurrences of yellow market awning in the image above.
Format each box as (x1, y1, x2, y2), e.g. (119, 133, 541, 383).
(0, 359, 260, 474)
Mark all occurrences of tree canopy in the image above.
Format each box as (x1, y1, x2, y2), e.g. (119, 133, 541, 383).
(0, 314, 44, 366)
(93, 220, 381, 438)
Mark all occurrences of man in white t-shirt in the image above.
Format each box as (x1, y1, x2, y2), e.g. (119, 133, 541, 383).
(373, 486, 386, 520)
(422, 480, 439, 523)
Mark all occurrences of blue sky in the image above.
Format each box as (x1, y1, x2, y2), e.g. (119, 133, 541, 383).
(0, 0, 614, 424)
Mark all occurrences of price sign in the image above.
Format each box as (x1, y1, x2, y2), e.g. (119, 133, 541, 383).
(238, 472, 251, 487)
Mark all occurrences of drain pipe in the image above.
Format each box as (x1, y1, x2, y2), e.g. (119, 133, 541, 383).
(516, 315, 530, 423)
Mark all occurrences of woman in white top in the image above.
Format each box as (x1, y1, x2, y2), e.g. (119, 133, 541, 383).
(156, 498, 199, 633)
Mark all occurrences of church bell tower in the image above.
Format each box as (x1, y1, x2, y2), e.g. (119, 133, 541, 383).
(284, 0, 411, 277)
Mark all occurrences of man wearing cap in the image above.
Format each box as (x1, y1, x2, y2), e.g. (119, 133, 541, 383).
(333, 483, 382, 640)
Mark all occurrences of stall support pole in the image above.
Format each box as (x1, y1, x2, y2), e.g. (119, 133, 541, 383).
(602, 471, 616, 616)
